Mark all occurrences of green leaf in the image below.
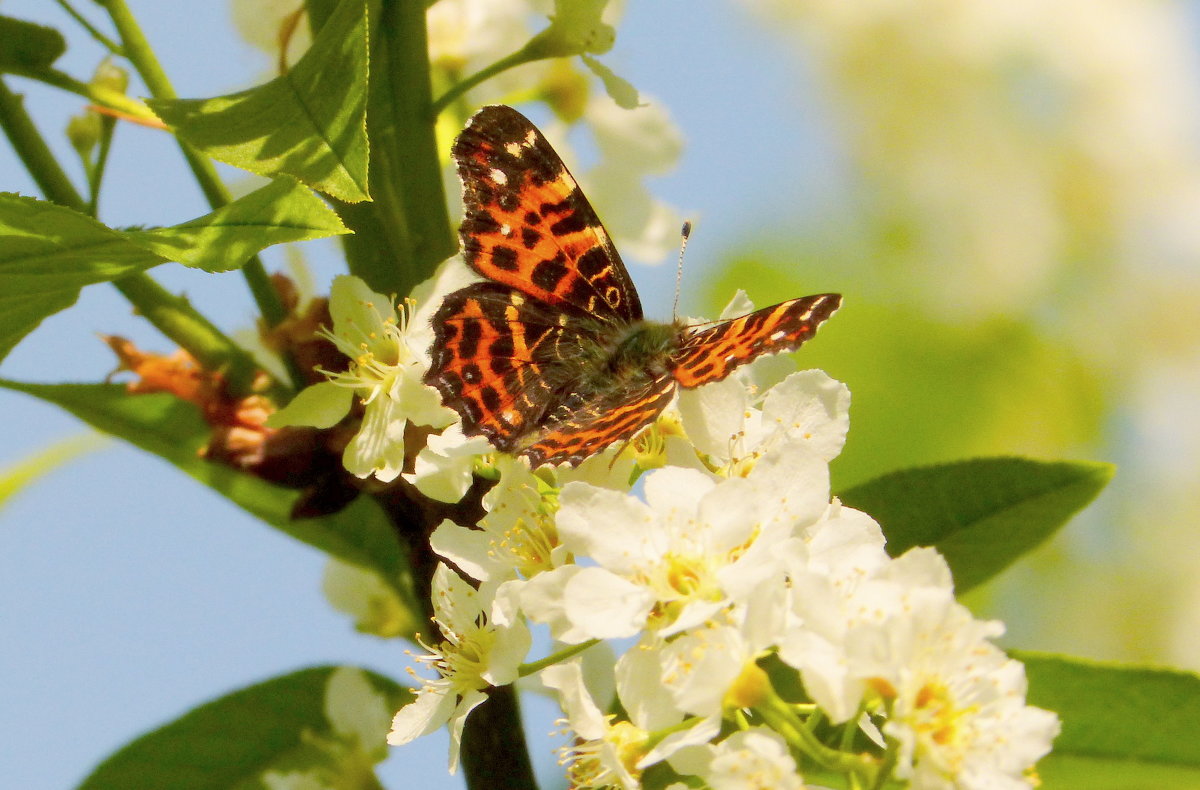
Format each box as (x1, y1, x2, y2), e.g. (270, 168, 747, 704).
(837, 457, 1114, 592)
(0, 433, 105, 511)
(76, 666, 411, 790)
(0, 15, 66, 70)
(0, 181, 346, 362)
(147, 0, 369, 202)
(0, 380, 410, 596)
(0, 193, 160, 362)
(124, 177, 349, 272)
(1019, 652, 1200, 788)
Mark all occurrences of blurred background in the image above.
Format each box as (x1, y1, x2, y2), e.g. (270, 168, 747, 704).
(2, 0, 1199, 787)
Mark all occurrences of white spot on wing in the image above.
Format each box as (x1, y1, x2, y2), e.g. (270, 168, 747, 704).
(501, 223, 512, 236)
(490, 168, 508, 185)
(504, 141, 522, 157)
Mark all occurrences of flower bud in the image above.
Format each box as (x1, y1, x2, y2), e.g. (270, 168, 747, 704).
(91, 59, 129, 94)
(66, 112, 102, 156)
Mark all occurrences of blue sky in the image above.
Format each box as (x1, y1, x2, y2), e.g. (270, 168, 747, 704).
(0, 2, 844, 787)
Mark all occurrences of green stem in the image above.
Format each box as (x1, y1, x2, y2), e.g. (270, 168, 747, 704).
(110, 276, 257, 386)
(53, 0, 125, 55)
(0, 77, 86, 208)
(86, 116, 117, 217)
(4, 66, 155, 121)
(869, 743, 899, 790)
(337, 0, 455, 297)
(759, 692, 870, 775)
(430, 48, 539, 118)
(518, 639, 600, 677)
(0, 77, 258, 392)
(97, 0, 290, 336)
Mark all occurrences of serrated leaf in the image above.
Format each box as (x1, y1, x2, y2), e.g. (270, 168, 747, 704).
(0, 181, 346, 362)
(124, 177, 348, 272)
(0, 15, 66, 70)
(1018, 652, 1200, 788)
(76, 666, 411, 790)
(148, 0, 369, 202)
(0, 380, 410, 594)
(837, 457, 1113, 592)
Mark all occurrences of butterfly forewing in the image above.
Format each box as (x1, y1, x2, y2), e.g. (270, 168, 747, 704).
(453, 106, 642, 324)
(672, 294, 842, 389)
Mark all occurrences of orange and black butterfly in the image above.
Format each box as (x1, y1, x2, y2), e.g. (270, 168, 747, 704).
(426, 106, 840, 467)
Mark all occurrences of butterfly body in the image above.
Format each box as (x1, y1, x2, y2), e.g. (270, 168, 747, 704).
(426, 106, 841, 467)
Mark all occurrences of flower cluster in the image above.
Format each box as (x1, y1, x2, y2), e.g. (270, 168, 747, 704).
(312, 271, 1062, 788)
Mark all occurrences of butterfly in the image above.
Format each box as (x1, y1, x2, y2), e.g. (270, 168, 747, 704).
(425, 105, 841, 468)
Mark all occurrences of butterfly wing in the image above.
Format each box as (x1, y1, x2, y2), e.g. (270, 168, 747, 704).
(518, 375, 678, 467)
(453, 105, 642, 323)
(426, 282, 604, 453)
(672, 294, 842, 388)
(432, 106, 842, 468)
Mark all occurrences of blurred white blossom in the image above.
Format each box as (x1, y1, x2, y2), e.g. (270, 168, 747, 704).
(744, 0, 1200, 320)
(387, 564, 530, 772)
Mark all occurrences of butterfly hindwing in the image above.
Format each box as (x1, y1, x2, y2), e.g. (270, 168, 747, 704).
(672, 294, 842, 389)
(519, 376, 678, 467)
(427, 280, 623, 452)
(453, 105, 642, 324)
(427, 282, 564, 450)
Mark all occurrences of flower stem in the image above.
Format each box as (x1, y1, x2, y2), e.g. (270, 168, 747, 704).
(53, 0, 125, 55)
(110, 276, 260, 386)
(86, 113, 118, 217)
(5, 65, 155, 122)
(0, 77, 85, 209)
(431, 48, 540, 118)
(461, 685, 540, 790)
(519, 639, 600, 677)
(758, 692, 873, 776)
(96, 0, 289, 338)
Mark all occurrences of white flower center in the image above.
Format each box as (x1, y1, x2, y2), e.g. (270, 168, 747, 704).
(559, 718, 644, 789)
(411, 613, 495, 697)
(320, 297, 416, 403)
(490, 516, 558, 578)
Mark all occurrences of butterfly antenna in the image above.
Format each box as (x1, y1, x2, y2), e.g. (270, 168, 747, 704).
(672, 221, 692, 321)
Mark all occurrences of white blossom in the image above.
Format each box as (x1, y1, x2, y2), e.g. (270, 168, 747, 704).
(321, 558, 416, 638)
(543, 659, 720, 789)
(520, 442, 831, 642)
(261, 667, 392, 789)
(404, 423, 493, 503)
(388, 564, 531, 772)
(430, 457, 564, 592)
(669, 728, 808, 790)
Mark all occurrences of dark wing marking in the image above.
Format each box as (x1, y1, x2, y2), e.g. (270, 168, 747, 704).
(672, 294, 841, 388)
(452, 105, 642, 323)
(519, 375, 677, 467)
